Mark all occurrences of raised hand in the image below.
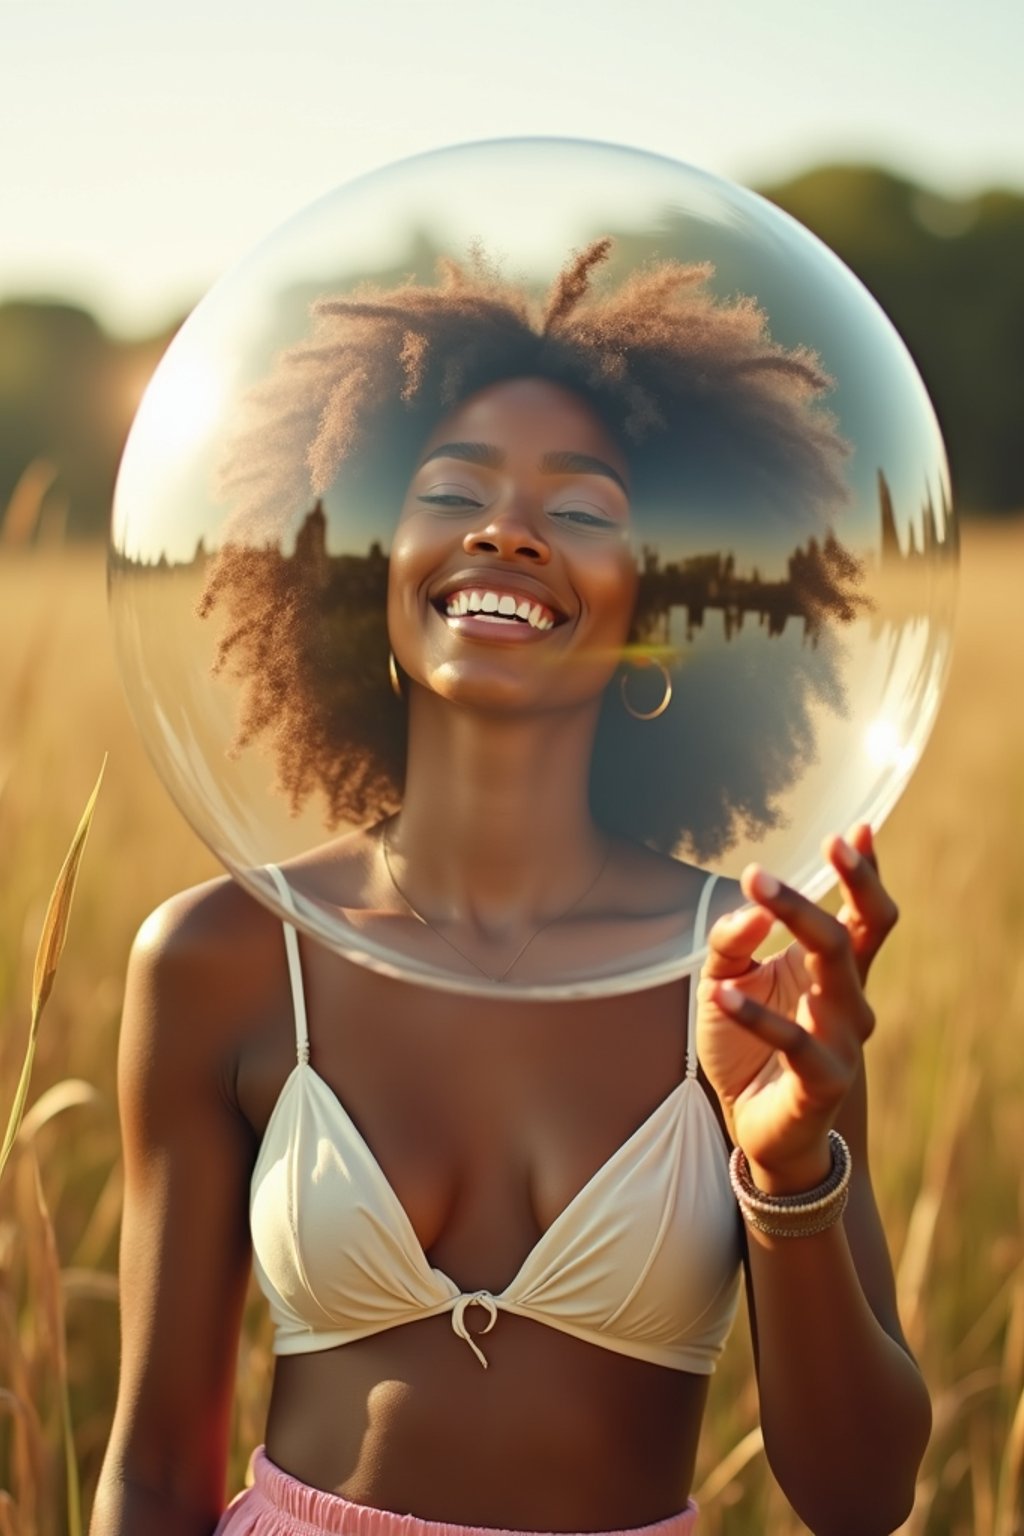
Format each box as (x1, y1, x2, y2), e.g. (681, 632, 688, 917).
(696, 824, 898, 1192)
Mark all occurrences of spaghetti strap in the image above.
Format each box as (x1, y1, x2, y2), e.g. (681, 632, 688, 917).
(692, 872, 720, 952)
(265, 865, 310, 1066)
(686, 873, 720, 1080)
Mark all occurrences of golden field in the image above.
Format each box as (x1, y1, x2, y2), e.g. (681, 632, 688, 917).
(0, 526, 1022, 1535)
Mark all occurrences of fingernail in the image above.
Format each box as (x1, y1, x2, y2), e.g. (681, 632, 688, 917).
(750, 868, 780, 901)
(717, 982, 744, 1012)
(836, 838, 860, 871)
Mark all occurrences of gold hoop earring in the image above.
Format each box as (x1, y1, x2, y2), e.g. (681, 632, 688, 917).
(388, 651, 404, 700)
(620, 660, 672, 721)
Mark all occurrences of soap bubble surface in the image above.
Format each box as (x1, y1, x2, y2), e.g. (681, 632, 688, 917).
(110, 138, 957, 998)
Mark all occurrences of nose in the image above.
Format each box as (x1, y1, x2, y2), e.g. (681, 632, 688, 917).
(462, 501, 550, 563)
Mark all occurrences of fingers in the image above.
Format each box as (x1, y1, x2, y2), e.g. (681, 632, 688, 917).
(847, 821, 878, 873)
(703, 901, 775, 981)
(824, 826, 899, 982)
(715, 982, 808, 1053)
(737, 864, 872, 1031)
(703, 823, 895, 1022)
(714, 981, 862, 1105)
(704, 831, 890, 1130)
(739, 865, 856, 978)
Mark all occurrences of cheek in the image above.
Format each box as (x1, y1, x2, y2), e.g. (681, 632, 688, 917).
(385, 530, 420, 642)
(386, 516, 456, 659)
(583, 549, 638, 641)
(388, 518, 434, 600)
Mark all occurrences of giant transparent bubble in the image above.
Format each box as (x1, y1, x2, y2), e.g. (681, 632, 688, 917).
(110, 138, 957, 998)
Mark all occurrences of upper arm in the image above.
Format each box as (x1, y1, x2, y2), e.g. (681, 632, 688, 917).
(103, 892, 257, 1520)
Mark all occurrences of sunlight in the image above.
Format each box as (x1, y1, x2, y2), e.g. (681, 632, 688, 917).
(135, 351, 226, 460)
(864, 717, 917, 773)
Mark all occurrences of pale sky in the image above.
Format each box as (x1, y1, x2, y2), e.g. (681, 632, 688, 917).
(2, 0, 1020, 336)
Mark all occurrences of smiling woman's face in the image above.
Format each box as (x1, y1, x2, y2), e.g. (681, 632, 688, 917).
(387, 377, 639, 713)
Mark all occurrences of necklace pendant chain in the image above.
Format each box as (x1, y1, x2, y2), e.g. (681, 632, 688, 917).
(380, 823, 610, 984)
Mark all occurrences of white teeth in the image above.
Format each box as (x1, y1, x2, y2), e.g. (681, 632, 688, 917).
(442, 587, 557, 629)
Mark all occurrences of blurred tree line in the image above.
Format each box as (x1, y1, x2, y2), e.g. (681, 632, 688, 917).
(760, 165, 1024, 515)
(1, 163, 1021, 543)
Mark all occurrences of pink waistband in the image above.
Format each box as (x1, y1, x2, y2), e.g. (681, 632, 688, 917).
(234, 1447, 699, 1536)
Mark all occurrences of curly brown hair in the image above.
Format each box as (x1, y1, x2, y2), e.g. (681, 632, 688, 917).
(199, 240, 864, 859)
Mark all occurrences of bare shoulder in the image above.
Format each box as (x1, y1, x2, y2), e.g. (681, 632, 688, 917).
(283, 823, 387, 907)
(607, 839, 744, 925)
(123, 875, 287, 1094)
(134, 871, 280, 955)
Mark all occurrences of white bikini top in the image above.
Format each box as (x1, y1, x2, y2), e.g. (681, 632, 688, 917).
(250, 869, 742, 1372)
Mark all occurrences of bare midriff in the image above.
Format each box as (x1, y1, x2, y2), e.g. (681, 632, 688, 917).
(264, 1315, 709, 1530)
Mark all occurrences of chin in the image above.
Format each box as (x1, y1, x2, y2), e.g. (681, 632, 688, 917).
(427, 660, 549, 712)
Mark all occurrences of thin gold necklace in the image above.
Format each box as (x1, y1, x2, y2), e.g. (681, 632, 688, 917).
(380, 821, 611, 983)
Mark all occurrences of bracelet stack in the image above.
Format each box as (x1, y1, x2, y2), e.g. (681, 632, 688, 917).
(729, 1130, 852, 1238)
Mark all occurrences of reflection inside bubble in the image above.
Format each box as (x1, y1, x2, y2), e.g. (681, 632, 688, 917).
(110, 141, 956, 996)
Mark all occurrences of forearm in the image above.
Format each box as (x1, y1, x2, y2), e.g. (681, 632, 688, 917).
(90, 1467, 222, 1536)
(90, 1485, 216, 1536)
(746, 1219, 930, 1536)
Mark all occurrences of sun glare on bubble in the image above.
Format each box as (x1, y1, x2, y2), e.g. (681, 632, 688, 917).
(136, 352, 227, 459)
(112, 344, 230, 557)
(864, 718, 917, 774)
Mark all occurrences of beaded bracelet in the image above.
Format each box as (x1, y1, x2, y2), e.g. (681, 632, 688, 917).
(729, 1130, 852, 1238)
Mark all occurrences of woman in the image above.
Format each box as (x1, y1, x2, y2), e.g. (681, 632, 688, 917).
(92, 243, 930, 1535)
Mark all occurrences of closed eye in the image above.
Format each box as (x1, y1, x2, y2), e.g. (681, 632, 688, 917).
(549, 508, 620, 530)
(418, 493, 484, 510)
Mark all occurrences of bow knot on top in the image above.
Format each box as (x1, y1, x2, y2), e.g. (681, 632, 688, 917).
(451, 1290, 499, 1368)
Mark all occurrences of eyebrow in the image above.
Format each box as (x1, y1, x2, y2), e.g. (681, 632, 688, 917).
(420, 441, 505, 470)
(541, 450, 628, 495)
(420, 442, 628, 495)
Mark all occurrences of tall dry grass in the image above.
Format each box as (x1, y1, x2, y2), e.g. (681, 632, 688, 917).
(0, 528, 1021, 1534)
(1, 755, 105, 1536)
